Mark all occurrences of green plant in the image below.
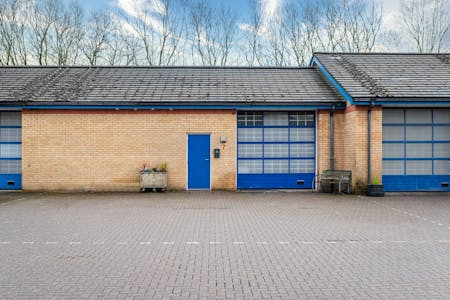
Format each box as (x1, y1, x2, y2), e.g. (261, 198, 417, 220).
(373, 176, 379, 185)
(160, 162, 168, 172)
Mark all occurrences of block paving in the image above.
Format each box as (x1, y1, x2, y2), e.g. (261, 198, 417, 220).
(0, 191, 449, 299)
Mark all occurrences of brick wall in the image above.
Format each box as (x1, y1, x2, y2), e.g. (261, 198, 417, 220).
(22, 110, 237, 192)
(316, 106, 382, 191)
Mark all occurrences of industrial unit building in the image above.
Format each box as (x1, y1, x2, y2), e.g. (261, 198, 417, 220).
(0, 53, 449, 192)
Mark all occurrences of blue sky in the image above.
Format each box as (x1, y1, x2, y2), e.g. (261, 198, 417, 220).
(75, 0, 400, 29)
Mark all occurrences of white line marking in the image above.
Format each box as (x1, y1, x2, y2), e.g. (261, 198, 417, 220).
(326, 241, 337, 244)
(139, 241, 151, 245)
(391, 240, 407, 243)
(209, 241, 221, 245)
(438, 223, 443, 226)
(93, 241, 105, 245)
(430, 221, 436, 224)
(301, 241, 314, 244)
(0, 241, 11, 245)
(69, 241, 81, 245)
(117, 242, 127, 245)
(438, 240, 450, 243)
(256, 241, 268, 245)
(163, 241, 174, 245)
(279, 241, 290, 245)
(187, 241, 199, 245)
(370, 241, 383, 244)
(233, 241, 244, 245)
(23, 241, 34, 245)
(46, 241, 58, 245)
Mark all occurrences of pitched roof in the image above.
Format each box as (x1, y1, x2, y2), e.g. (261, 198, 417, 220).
(0, 66, 343, 106)
(313, 53, 450, 101)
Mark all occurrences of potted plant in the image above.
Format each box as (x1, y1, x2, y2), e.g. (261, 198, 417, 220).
(367, 176, 384, 197)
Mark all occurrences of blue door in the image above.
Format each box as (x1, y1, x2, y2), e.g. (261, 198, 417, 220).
(237, 112, 316, 189)
(382, 109, 450, 191)
(188, 134, 210, 189)
(0, 112, 22, 190)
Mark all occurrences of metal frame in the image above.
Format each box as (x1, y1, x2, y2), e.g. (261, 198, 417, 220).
(0, 112, 22, 190)
(382, 108, 450, 191)
(236, 111, 316, 189)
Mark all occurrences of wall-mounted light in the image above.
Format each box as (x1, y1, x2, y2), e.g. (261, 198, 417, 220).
(220, 136, 227, 143)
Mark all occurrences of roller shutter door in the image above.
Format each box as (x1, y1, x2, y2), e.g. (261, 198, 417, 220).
(382, 108, 450, 191)
(0, 112, 21, 190)
(237, 111, 315, 189)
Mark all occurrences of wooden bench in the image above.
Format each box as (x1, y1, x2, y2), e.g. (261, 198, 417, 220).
(319, 170, 352, 194)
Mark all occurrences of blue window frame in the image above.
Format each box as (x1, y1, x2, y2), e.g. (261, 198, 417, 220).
(237, 111, 315, 189)
(0, 112, 22, 190)
(382, 108, 450, 191)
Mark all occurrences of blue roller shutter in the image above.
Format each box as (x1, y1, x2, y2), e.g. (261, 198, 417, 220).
(237, 111, 315, 189)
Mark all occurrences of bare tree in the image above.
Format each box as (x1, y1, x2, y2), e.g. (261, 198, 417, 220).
(82, 10, 112, 65)
(400, 0, 450, 52)
(189, 0, 238, 66)
(0, 0, 29, 65)
(119, 0, 186, 66)
(240, 0, 264, 66)
(29, 0, 60, 65)
(341, 0, 383, 52)
(52, 0, 84, 65)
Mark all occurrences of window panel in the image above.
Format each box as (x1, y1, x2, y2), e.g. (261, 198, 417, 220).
(237, 112, 263, 126)
(0, 128, 21, 142)
(433, 109, 450, 124)
(264, 160, 288, 174)
(0, 144, 21, 158)
(289, 112, 314, 126)
(405, 143, 432, 158)
(406, 160, 432, 175)
(290, 128, 314, 142)
(238, 128, 263, 142)
(405, 109, 431, 124)
(0, 160, 21, 174)
(238, 144, 262, 158)
(434, 126, 450, 141)
(0, 112, 21, 126)
(263, 112, 288, 126)
(383, 160, 404, 175)
(434, 143, 450, 158)
(290, 144, 314, 158)
(238, 160, 263, 174)
(406, 126, 432, 141)
(264, 128, 288, 142)
(433, 160, 450, 175)
(382, 126, 404, 141)
(383, 143, 404, 158)
(290, 159, 314, 173)
(264, 144, 288, 158)
(383, 109, 404, 124)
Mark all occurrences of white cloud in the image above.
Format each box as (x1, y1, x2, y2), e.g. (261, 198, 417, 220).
(114, 0, 165, 34)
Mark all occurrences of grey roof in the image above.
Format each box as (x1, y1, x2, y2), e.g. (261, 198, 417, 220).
(0, 66, 343, 106)
(314, 53, 450, 101)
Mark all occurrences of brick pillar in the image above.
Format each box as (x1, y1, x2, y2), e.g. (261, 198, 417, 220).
(317, 110, 330, 174)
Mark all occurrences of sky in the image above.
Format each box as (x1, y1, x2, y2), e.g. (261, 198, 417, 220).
(76, 0, 401, 29)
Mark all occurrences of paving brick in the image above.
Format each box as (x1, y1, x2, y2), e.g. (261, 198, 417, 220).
(0, 191, 449, 299)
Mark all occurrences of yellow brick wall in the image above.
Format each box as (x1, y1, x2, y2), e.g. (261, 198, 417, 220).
(21, 110, 237, 192)
(317, 107, 383, 191)
(317, 110, 330, 173)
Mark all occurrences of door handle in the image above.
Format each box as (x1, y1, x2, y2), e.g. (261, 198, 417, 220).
(205, 158, 210, 161)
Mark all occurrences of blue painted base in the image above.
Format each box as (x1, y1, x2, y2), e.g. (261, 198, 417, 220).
(0, 174, 22, 190)
(383, 175, 450, 192)
(238, 173, 314, 189)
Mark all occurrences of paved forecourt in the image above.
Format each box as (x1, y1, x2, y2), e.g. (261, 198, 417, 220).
(0, 191, 449, 299)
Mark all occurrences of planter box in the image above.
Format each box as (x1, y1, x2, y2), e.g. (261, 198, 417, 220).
(140, 171, 167, 192)
(367, 184, 384, 197)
